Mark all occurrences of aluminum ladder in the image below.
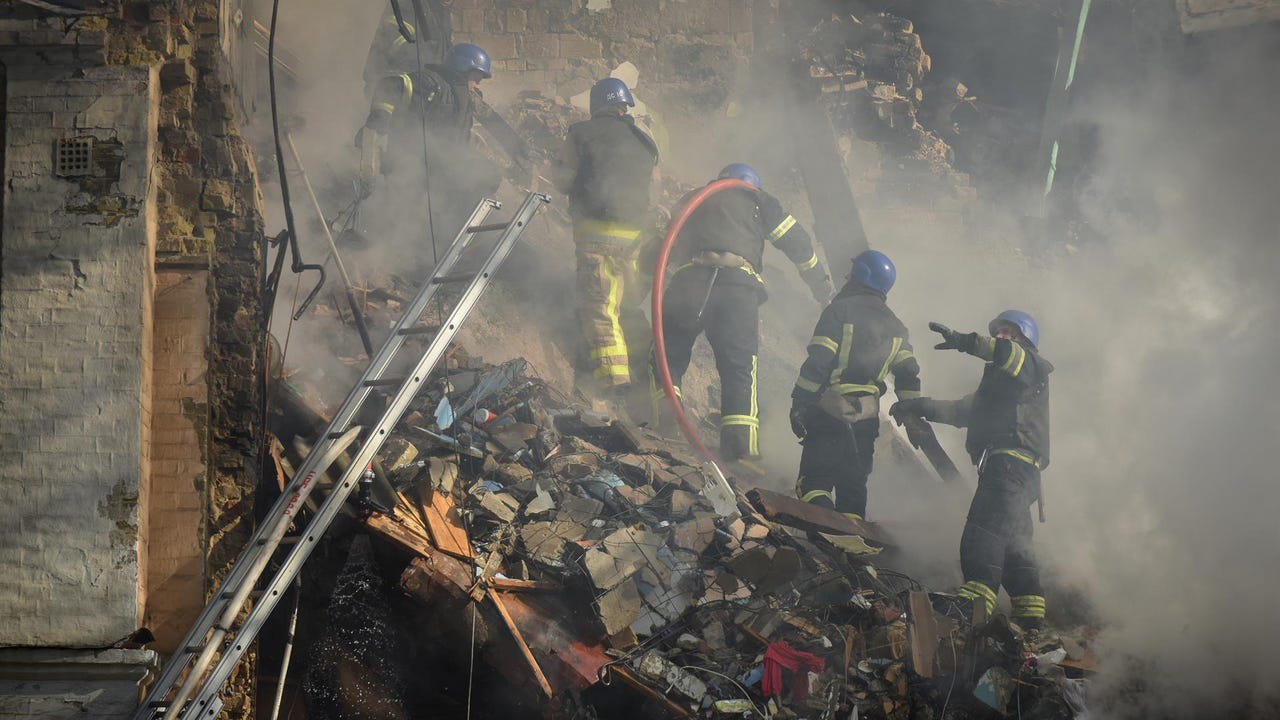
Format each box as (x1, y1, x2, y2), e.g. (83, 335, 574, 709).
(133, 191, 551, 719)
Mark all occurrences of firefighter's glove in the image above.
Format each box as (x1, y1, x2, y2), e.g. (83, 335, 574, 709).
(889, 397, 938, 423)
(901, 415, 932, 449)
(789, 405, 808, 440)
(929, 322, 978, 353)
(357, 127, 385, 199)
(802, 267, 835, 304)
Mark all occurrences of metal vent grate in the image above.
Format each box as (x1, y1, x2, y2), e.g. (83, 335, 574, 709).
(55, 137, 95, 177)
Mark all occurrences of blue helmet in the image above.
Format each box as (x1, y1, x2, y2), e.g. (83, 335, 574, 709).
(850, 250, 896, 294)
(448, 43, 492, 79)
(989, 309, 1039, 347)
(589, 78, 635, 115)
(718, 162, 761, 189)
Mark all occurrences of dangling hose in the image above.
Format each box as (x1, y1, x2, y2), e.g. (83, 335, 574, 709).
(650, 178, 754, 465)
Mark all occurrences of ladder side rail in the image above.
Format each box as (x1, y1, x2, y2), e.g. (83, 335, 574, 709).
(325, 199, 499, 437)
(178, 192, 549, 718)
(134, 429, 362, 720)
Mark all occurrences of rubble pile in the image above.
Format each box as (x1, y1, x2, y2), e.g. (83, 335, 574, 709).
(798, 11, 985, 199)
(273, 358, 1095, 718)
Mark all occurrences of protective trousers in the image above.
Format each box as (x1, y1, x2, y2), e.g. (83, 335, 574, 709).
(796, 412, 878, 519)
(574, 221, 647, 388)
(651, 266, 759, 460)
(957, 454, 1045, 622)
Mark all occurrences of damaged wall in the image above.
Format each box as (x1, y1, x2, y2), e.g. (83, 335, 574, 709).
(453, 0, 760, 109)
(0, 57, 158, 647)
(0, 2, 265, 717)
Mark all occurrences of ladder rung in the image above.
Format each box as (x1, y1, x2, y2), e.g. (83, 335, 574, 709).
(397, 325, 439, 336)
(431, 272, 479, 285)
(466, 222, 509, 233)
(184, 645, 204, 654)
(362, 377, 405, 388)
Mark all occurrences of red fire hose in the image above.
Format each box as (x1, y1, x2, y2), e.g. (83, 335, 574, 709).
(650, 178, 754, 464)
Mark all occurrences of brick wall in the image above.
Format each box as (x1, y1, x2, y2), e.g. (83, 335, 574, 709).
(144, 270, 211, 655)
(0, 60, 158, 646)
(452, 0, 758, 105)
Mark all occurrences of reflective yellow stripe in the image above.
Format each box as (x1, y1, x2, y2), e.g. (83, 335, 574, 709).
(842, 512, 863, 521)
(875, 337, 903, 382)
(576, 218, 642, 241)
(373, 102, 396, 115)
(828, 324, 854, 384)
(392, 36, 407, 49)
(1011, 595, 1047, 619)
(749, 355, 759, 456)
(896, 389, 921, 400)
(990, 448, 1042, 469)
(801, 489, 834, 504)
(809, 336, 838, 354)
(796, 252, 819, 271)
(767, 214, 797, 242)
(958, 581, 997, 612)
(385, 17, 415, 33)
(1001, 343, 1027, 377)
(398, 73, 414, 110)
(722, 415, 759, 427)
(1011, 595, 1046, 607)
(894, 347, 915, 365)
(590, 344, 628, 360)
(601, 257, 628, 362)
(795, 376, 822, 393)
(736, 264, 763, 284)
(833, 383, 879, 395)
(594, 364, 630, 378)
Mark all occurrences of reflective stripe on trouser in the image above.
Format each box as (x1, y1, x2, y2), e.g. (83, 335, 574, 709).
(796, 411, 878, 519)
(957, 580, 997, 614)
(652, 267, 760, 460)
(960, 453, 1043, 610)
(575, 228, 643, 386)
(1011, 595, 1046, 619)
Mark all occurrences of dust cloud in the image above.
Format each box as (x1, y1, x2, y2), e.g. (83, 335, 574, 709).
(255, 2, 1280, 716)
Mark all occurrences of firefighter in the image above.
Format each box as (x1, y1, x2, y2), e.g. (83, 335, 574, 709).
(355, 42, 501, 261)
(361, 0, 453, 97)
(651, 163, 833, 462)
(356, 41, 492, 194)
(553, 77, 660, 393)
(790, 250, 920, 520)
(890, 310, 1052, 628)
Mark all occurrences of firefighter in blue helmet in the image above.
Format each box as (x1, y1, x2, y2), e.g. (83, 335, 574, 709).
(790, 250, 921, 520)
(651, 163, 833, 462)
(891, 310, 1053, 628)
(554, 77, 660, 393)
(355, 43, 502, 265)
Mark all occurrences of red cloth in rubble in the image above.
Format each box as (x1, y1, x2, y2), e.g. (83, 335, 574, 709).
(761, 640, 826, 700)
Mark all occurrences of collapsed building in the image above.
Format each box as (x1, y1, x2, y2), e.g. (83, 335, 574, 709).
(1, 0, 1278, 719)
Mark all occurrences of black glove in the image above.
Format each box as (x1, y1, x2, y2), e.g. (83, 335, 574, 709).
(801, 267, 834, 304)
(889, 397, 938, 422)
(929, 321, 978, 353)
(789, 405, 808, 439)
(902, 415, 933, 449)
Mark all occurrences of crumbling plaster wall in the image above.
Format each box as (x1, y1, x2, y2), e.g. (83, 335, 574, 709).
(0, 57, 158, 647)
(0, 3, 265, 717)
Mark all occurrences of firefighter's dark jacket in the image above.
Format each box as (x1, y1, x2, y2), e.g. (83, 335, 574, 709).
(792, 283, 920, 406)
(555, 113, 658, 226)
(930, 337, 1053, 468)
(364, 65, 473, 143)
(668, 186, 821, 287)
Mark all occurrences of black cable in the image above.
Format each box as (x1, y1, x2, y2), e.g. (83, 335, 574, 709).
(267, 0, 326, 320)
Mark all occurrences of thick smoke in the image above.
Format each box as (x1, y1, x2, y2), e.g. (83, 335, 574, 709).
(256, 2, 1280, 716)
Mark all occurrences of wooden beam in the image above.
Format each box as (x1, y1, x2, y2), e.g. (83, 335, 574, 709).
(489, 593, 554, 698)
(746, 487, 894, 547)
